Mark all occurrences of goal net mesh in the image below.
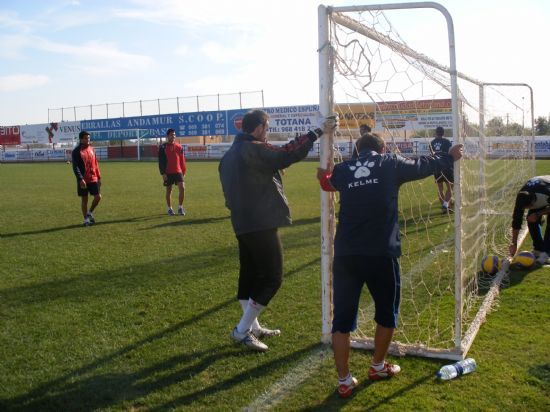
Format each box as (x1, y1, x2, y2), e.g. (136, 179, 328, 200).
(323, 6, 534, 358)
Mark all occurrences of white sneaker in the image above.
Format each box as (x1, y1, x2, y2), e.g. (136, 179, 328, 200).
(231, 327, 268, 352)
(536, 252, 549, 265)
(167, 208, 175, 216)
(252, 326, 281, 339)
(83, 218, 90, 226)
(178, 206, 186, 216)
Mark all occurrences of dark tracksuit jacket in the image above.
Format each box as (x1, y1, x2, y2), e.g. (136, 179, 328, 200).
(328, 149, 455, 257)
(218, 131, 318, 235)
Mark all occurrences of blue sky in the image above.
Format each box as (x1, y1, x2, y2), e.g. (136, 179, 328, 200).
(0, 0, 548, 125)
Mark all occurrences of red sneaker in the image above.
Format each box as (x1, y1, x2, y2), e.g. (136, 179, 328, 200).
(337, 376, 358, 398)
(368, 362, 401, 380)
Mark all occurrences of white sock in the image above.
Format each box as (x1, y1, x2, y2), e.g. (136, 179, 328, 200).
(371, 361, 385, 371)
(237, 299, 265, 334)
(239, 299, 261, 330)
(442, 201, 449, 208)
(338, 373, 353, 385)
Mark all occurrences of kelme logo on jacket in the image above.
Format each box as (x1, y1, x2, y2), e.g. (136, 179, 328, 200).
(349, 160, 375, 179)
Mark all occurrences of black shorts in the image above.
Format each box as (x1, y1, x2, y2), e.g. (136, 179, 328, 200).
(434, 168, 454, 183)
(332, 255, 401, 332)
(77, 181, 101, 197)
(164, 173, 184, 186)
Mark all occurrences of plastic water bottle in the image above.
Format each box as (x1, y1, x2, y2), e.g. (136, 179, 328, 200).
(437, 358, 477, 380)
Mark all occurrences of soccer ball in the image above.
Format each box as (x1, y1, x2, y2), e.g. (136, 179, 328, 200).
(512, 251, 536, 269)
(481, 255, 501, 274)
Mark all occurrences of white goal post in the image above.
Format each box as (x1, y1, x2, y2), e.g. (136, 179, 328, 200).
(318, 2, 534, 360)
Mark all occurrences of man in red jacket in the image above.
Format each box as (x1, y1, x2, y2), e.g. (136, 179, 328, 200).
(158, 128, 187, 215)
(72, 131, 102, 226)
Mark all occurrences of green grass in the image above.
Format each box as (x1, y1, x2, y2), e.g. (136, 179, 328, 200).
(0, 160, 548, 411)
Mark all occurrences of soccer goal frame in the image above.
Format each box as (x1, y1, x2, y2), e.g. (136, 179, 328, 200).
(318, 2, 534, 360)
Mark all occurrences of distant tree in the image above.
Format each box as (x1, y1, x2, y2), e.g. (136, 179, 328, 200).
(535, 116, 550, 135)
(486, 117, 505, 136)
(506, 122, 524, 136)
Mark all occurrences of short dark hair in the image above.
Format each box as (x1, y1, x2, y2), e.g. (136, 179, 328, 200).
(166, 128, 175, 136)
(436, 126, 444, 137)
(242, 110, 268, 134)
(79, 130, 90, 140)
(355, 133, 385, 154)
(359, 124, 372, 135)
(516, 191, 536, 209)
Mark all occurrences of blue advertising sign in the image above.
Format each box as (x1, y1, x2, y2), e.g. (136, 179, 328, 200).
(90, 129, 148, 141)
(226, 105, 320, 136)
(81, 110, 227, 138)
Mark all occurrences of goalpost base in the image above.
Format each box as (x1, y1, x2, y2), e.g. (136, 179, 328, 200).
(350, 338, 464, 361)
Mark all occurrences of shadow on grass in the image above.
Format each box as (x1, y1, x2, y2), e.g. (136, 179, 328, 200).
(303, 371, 434, 411)
(2, 253, 319, 411)
(399, 216, 453, 237)
(0, 214, 165, 238)
(144, 214, 317, 230)
(0, 234, 318, 309)
(3, 299, 235, 410)
(527, 363, 550, 387)
(506, 265, 541, 288)
(291, 216, 320, 226)
(153, 343, 321, 411)
(146, 215, 229, 229)
(477, 263, 542, 296)
(4, 345, 243, 411)
(4, 318, 321, 411)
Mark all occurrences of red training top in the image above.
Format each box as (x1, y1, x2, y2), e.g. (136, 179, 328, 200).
(159, 142, 186, 175)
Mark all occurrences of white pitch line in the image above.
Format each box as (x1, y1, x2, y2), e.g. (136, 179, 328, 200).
(244, 346, 332, 411)
(245, 238, 454, 410)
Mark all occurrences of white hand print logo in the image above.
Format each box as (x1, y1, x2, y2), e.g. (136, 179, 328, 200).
(349, 160, 375, 179)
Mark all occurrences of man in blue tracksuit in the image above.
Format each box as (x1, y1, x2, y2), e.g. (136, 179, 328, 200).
(317, 133, 463, 397)
(219, 109, 337, 352)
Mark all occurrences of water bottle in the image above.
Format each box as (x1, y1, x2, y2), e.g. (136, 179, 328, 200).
(437, 358, 477, 380)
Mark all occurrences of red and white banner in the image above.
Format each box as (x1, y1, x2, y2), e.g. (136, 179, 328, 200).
(0, 126, 21, 145)
(20, 121, 80, 144)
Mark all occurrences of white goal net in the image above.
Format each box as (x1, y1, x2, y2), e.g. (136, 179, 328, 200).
(318, 3, 534, 359)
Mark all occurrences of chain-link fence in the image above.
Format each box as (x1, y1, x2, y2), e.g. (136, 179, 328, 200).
(48, 90, 264, 123)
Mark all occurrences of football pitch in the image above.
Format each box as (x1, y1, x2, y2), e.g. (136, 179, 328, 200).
(0, 160, 548, 411)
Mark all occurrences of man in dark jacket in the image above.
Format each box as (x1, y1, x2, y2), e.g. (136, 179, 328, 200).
(317, 133, 463, 396)
(219, 109, 336, 351)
